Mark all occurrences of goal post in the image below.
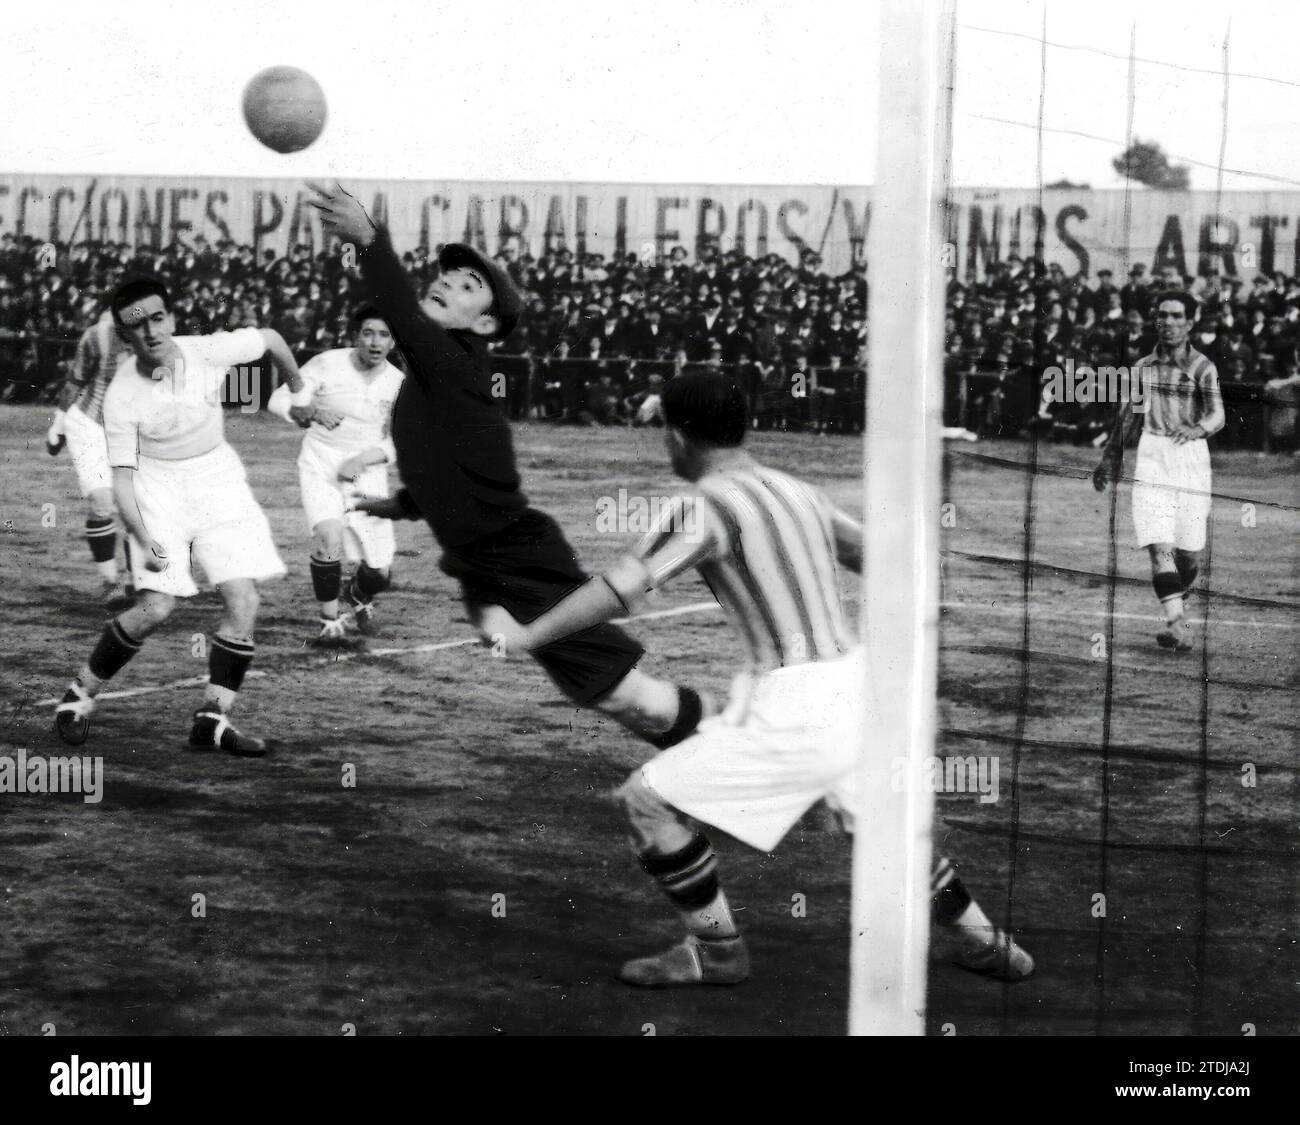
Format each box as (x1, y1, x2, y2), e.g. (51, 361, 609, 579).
(848, 0, 953, 1037)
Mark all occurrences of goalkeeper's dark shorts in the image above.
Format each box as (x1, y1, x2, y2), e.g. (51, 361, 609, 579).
(439, 507, 645, 706)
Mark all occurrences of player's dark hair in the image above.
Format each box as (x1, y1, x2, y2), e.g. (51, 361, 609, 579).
(110, 276, 170, 325)
(1152, 289, 1198, 320)
(662, 372, 749, 448)
(350, 304, 390, 330)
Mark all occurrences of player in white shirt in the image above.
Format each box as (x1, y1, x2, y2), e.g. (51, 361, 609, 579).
(46, 310, 134, 607)
(54, 277, 311, 756)
(267, 306, 404, 643)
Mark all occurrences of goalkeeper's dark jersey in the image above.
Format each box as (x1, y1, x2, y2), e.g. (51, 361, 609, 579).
(359, 229, 529, 548)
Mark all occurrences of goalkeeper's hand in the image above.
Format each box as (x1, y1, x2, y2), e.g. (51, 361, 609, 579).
(46, 410, 66, 455)
(349, 493, 407, 521)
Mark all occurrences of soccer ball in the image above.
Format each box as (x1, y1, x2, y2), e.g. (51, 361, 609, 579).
(242, 66, 327, 154)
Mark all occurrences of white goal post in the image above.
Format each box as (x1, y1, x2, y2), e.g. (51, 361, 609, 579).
(848, 0, 954, 1036)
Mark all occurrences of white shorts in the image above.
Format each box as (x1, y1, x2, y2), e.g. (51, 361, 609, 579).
(1132, 432, 1212, 551)
(297, 443, 395, 569)
(63, 404, 111, 497)
(639, 647, 867, 853)
(128, 443, 286, 597)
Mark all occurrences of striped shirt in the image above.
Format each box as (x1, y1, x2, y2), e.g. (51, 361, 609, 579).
(1133, 342, 1223, 437)
(67, 312, 131, 425)
(632, 462, 857, 674)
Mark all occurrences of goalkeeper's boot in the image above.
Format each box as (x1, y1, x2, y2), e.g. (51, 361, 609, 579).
(953, 928, 1035, 982)
(340, 577, 377, 636)
(189, 709, 271, 758)
(618, 934, 750, 988)
(54, 682, 96, 746)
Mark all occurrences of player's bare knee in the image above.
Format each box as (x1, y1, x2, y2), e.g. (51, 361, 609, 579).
(1148, 543, 1177, 571)
(87, 490, 115, 520)
(615, 770, 685, 852)
(312, 521, 344, 561)
(220, 581, 260, 634)
(125, 592, 174, 633)
(595, 668, 679, 735)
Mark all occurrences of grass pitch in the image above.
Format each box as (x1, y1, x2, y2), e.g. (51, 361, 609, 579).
(0, 405, 1295, 1035)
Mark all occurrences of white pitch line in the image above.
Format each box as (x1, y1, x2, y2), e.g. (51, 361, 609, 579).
(28, 596, 1293, 708)
(940, 600, 1300, 631)
(32, 671, 269, 707)
(30, 602, 727, 706)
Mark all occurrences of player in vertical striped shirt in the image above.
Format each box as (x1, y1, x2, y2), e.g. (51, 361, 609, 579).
(46, 309, 134, 607)
(1094, 290, 1224, 652)
(481, 373, 1032, 987)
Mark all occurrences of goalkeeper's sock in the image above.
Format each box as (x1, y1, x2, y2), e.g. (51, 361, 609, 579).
(647, 685, 706, 749)
(931, 855, 998, 951)
(638, 833, 739, 940)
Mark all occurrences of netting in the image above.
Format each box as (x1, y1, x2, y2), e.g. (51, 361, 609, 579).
(934, 11, 1299, 1035)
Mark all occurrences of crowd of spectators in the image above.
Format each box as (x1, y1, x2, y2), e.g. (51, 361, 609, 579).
(0, 230, 1297, 450)
(0, 231, 869, 433)
(948, 256, 1300, 452)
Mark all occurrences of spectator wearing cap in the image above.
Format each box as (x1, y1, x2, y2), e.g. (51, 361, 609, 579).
(717, 307, 753, 365)
(1120, 264, 1150, 315)
(593, 308, 630, 357)
(683, 296, 724, 361)
(629, 306, 674, 359)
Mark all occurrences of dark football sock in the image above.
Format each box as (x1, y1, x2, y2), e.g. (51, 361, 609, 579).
(209, 634, 254, 693)
(930, 854, 973, 924)
(86, 618, 143, 683)
(85, 515, 117, 563)
(931, 854, 999, 949)
(647, 685, 704, 749)
(1153, 569, 1185, 623)
(638, 833, 738, 939)
(354, 563, 391, 601)
(1175, 559, 1199, 598)
(310, 556, 341, 603)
